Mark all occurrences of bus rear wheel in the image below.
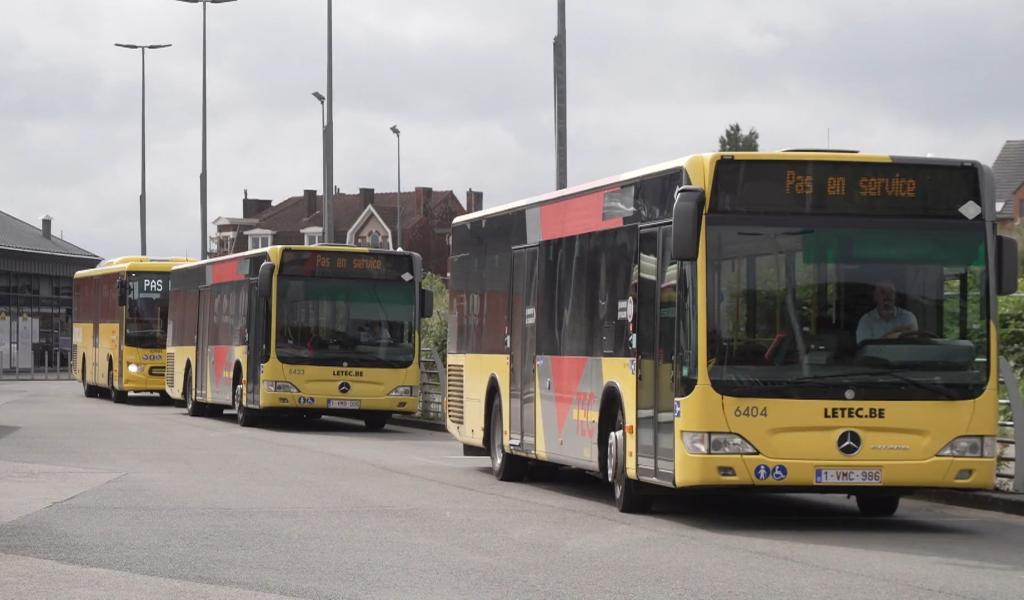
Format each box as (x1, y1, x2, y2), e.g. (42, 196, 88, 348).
(363, 413, 389, 431)
(856, 494, 900, 517)
(608, 405, 651, 514)
(184, 370, 206, 417)
(489, 394, 525, 482)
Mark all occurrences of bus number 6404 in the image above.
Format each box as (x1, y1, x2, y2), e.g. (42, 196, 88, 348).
(734, 406, 768, 418)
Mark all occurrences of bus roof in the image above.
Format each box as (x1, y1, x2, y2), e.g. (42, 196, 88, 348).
(168, 244, 420, 273)
(74, 256, 195, 279)
(452, 150, 974, 225)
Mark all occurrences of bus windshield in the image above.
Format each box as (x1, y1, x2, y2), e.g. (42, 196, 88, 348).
(706, 216, 989, 400)
(275, 277, 416, 367)
(126, 273, 169, 349)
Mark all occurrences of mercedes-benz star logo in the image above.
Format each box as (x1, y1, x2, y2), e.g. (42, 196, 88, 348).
(837, 430, 862, 456)
(338, 381, 351, 394)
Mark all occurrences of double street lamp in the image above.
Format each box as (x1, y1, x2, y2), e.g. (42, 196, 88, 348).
(175, 0, 236, 259)
(115, 42, 172, 256)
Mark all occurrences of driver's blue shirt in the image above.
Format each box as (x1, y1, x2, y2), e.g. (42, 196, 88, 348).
(856, 307, 918, 344)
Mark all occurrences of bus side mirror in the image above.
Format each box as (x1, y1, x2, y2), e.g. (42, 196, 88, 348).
(116, 279, 127, 307)
(671, 186, 705, 261)
(258, 262, 275, 299)
(997, 235, 1018, 296)
(420, 288, 434, 318)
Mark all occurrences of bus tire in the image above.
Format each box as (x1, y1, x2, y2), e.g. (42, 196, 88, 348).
(856, 494, 900, 517)
(363, 413, 389, 431)
(82, 357, 98, 398)
(106, 366, 121, 402)
(235, 383, 260, 428)
(184, 370, 206, 417)
(489, 393, 526, 482)
(609, 404, 651, 514)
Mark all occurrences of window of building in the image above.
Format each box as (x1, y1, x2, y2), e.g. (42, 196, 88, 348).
(249, 234, 272, 250)
(304, 232, 323, 246)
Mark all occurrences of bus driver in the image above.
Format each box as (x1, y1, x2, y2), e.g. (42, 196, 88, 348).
(856, 282, 918, 343)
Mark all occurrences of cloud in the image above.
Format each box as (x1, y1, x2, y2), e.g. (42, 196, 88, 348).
(1, 0, 1021, 258)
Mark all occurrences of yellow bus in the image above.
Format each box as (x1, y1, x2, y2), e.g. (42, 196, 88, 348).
(445, 151, 1018, 515)
(73, 256, 192, 403)
(165, 245, 433, 429)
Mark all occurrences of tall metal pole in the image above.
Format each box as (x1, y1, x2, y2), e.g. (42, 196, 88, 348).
(554, 0, 567, 190)
(391, 126, 401, 249)
(140, 48, 147, 255)
(324, 0, 335, 243)
(200, 1, 208, 258)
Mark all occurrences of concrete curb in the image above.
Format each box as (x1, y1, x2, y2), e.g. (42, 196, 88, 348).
(916, 489, 1024, 517)
(391, 416, 447, 433)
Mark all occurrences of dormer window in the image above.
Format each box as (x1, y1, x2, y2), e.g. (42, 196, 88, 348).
(244, 228, 275, 250)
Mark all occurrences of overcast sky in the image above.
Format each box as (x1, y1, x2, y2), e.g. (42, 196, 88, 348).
(2, 0, 1022, 259)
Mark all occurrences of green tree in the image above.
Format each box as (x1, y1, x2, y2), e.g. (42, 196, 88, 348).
(719, 123, 760, 151)
(420, 271, 449, 358)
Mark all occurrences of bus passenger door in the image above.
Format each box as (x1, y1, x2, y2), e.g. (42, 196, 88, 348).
(509, 247, 538, 453)
(245, 280, 266, 407)
(195, 287, 211, 404)
(636, 226, 676, 483)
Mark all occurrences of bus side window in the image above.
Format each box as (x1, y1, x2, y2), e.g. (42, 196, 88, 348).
(676, 261, 697, 397)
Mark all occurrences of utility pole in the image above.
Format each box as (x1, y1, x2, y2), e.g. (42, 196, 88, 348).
(554, 0, 567, 190)
(324, 0, 335, 243)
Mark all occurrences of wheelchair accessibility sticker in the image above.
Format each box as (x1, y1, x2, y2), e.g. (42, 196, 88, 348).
(754, 464, 788, 481)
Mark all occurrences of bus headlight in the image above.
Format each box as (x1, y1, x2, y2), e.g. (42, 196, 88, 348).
(127, 363, 141, 374)
(937, 436, 995, 458)
(263, 380, 300, 393)
(682, 432, 758, 455)
(388, 386, 416, 397)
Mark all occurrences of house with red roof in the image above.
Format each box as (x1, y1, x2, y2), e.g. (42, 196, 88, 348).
(210, 186, 483, 276)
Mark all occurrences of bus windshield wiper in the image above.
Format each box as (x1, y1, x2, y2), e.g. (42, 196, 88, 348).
(796, 369, 957, 399)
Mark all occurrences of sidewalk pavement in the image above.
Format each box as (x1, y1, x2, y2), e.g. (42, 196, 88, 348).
(916, 488, 1024, 517)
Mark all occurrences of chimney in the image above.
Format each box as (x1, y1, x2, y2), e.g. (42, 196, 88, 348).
(359, 187, 375, 207)
(303, 189, 318, 217)
(243, 197, 272, 218)
(465, 189, 483, 213)
(414, 186, 432, 217)
(41, 215, 52, 240)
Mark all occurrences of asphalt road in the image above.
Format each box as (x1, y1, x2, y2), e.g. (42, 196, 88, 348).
(2, 381, 1023, 599)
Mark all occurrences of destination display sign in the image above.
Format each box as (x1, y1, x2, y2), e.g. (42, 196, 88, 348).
(711, 160, 981, 218)
(279, 250, 413, 280)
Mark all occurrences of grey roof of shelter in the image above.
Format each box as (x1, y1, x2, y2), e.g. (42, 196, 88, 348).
(0, 210, 100, 258)
(993, 140, 1024, 220)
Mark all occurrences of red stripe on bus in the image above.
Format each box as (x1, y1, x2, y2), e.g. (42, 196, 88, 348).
(211, 259, 245, 284)
(550, 356, 589, 435)
(539, 190, 623, 241)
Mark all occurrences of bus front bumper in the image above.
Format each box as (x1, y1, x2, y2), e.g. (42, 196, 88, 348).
(121, 365, 167, 393)
(675, 455, 996, 490)
(257, 390, 418, 415)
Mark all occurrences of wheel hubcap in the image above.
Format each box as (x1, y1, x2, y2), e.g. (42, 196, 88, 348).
(491, 414, 503, 470)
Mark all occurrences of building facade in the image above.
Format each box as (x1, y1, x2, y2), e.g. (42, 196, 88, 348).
(0, 211, 101, 375)
(211, 187, 482, 276)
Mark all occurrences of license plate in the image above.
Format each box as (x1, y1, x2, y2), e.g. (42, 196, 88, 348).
(815, 468, 882, 485)
(327, 399, 360, 410)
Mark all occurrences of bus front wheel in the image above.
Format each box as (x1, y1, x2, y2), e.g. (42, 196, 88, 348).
(108, 368, 127, 404)
(608, 405, 651, 514)
(82, 358, 98, 398)
(856, 494, 900, 517)
(363, 413, 389, 431)
(235, 383, 260, 428)
(489, 394, 525, 482)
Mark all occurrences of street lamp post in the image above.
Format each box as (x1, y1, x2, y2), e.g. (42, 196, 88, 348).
(115, 43, 172, 256)
(390, 125, 401, 249)
(313, 91, 328, 238)
(176, 0, 236, 259)
(323, 0, 335, 243)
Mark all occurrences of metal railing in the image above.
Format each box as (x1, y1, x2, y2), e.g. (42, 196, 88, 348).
(416, 347, 445, 423)
(0, 348, 75, 381)
(998, 356, 1022, 493)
